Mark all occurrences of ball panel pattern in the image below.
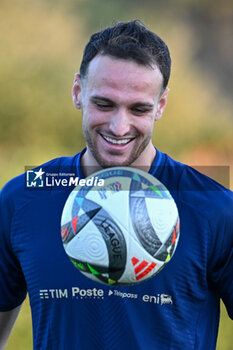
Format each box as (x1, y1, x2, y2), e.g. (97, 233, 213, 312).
(129, 195, 163, 256)
(61, 167, 180, 286)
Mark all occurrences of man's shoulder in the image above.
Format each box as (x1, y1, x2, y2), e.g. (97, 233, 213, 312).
(161, 151, 230, 190)
(181, 166, 233, 229)
(158, 151, 233, 218)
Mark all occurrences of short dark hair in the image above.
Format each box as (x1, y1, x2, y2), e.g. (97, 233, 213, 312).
(80, 20, 171, 91)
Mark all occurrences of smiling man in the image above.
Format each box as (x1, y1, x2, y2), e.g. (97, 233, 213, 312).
(0, 20, 232, 350)
(73, 54, 168, 173)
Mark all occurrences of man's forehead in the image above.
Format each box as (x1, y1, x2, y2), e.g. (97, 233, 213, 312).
(87, 54, 160, 74)
(83, 54, 163, 93)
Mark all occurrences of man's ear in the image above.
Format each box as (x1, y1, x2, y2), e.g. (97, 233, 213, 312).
(72, 73, 82, 110)
(155, 87, 169, 121)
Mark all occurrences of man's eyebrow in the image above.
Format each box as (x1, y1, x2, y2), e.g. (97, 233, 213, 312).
(90, 96, 154, 108)
(130, 102, 154, 109)
(90, 96, 114, 104)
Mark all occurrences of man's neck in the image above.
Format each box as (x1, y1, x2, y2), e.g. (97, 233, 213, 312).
(80, 146, 156, 177)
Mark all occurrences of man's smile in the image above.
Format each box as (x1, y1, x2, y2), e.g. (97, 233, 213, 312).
(101, 134, 133, 145)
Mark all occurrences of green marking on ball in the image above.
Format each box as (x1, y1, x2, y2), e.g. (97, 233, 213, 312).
(87, 263, 100, 275)
(108, 278, 116, 285)
(150, 185, 163, 197)
(77, 262, 85, 271)
(71, 259, 86, 271)
(165, 254, 171, 262)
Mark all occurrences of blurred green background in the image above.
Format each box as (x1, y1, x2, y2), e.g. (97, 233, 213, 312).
(1, 0, 232, 348)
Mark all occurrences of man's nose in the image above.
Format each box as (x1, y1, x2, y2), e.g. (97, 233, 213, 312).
(108, 109, 131, 136)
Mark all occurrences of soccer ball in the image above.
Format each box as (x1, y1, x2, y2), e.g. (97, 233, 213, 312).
(61, 167, 180, 286)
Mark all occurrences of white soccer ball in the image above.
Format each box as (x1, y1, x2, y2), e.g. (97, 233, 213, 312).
(61, 167, 180, 286)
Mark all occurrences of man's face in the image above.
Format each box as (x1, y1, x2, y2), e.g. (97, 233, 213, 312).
(73, 55, 168, 171)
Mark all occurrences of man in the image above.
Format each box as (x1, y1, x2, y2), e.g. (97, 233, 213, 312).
(0, 20, 232, 350)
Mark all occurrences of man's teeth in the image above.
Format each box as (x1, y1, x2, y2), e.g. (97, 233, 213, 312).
(103, 136, 131, 144)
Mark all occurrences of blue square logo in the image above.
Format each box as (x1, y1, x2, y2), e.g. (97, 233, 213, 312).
(26, 168, 45, 187)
